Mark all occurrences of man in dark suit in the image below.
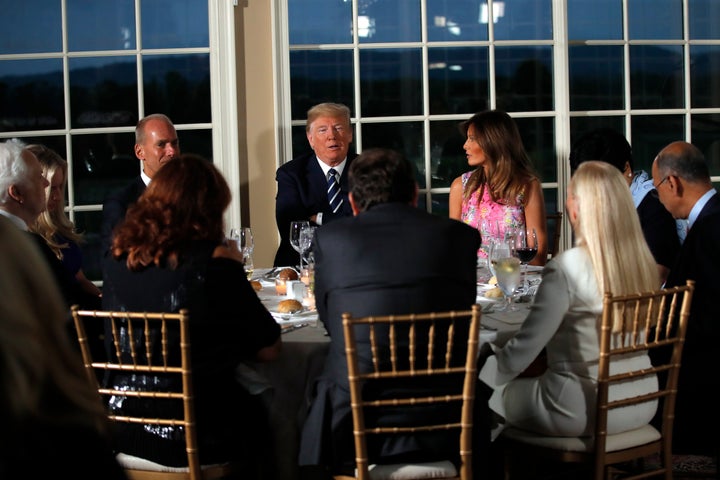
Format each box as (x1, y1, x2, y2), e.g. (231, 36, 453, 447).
(100, 113, 180, 254)
(274, 102, 356, 267)
(298, 148, 481, 477)
(651, 140, 720, 457)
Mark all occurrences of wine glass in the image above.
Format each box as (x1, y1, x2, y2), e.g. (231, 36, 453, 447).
(289, 220, 310, 267)
(514, 227, 538, 291)
(492, 255, 521, 312)
(299, 225, 317, 268)
(230, 227, 255, 279)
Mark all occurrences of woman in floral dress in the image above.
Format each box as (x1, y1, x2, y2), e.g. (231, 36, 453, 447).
(449, 110, 547, 265)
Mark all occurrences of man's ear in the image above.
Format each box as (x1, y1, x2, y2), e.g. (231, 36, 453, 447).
(349, 192, 361, 216)
(8, 184, 21, 203)
(667, 175, 682, 196)
(134, 143, 144, 161)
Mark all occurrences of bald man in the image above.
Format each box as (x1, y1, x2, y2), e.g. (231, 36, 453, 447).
(651, 140, 720, 456)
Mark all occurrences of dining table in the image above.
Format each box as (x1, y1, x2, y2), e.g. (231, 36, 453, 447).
(237, 265, 544, 480)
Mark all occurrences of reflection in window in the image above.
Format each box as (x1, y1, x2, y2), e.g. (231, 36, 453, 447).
(142, 54, 211, 124)
(628, 0, 682, 40)
(569, 46, 624, 111)
(0, 59, 64, 131)
(630, 45, 684, 109)
(69, 57, 139, 129)
(690, 46, 720, 108)
(567, 0, 622, 40)
(359, 49, 423, 117)
(631, 115, 685, 172)
(495, 46, 553, 112)
(67, 0, 135, 51)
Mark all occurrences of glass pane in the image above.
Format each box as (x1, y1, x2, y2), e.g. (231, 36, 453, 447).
(631, 115, 685, 173)
(691, 114, 720, 177)
(691, 46, 720, 108)
(430, 192, 450, 217)
(288, 0, 352, 44)
(628, 0, 682, 40)
(289, 50, 354, 121)
(74, 210, 104, 282)
(67, 0, 136, 51)
(426, 0, 488, 42)
(543, 188, 559, 226)
(142, 54, 211, 124)
(431, 120, 468, 188)
(630, 45, 684, 109)
(69, 56, 138, 129)
(428, 47, 489, 115)
(362, 122, 424, 186)
(570, 117, 626, 149)
(494, 0, 552, 41)
(71, 132, 138, 205)
(141, 0, 208, 49)
(569, 46, 624, 111)
(495, 46, 553, 112)
(514, 117, 556, 184)
(689, 0, 720, 40)
(0, 59, 65, 132)
(358, 0, 421, 43)
(359, 49, 423, 117)
(0, 0, 61, 54)
(176, 129, 213, 162)
(567, 0, 622, 41)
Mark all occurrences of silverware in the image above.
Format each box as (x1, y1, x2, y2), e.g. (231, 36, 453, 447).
(281, 322, 309, 334)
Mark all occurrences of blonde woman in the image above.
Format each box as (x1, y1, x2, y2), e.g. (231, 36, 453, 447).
(0, 215, 126, 478)
(449, 110, 547, 264)
(28, 143, 101, 297)
(479, 161, 660, 439)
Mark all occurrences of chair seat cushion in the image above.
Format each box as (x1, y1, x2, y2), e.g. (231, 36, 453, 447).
(116, 452, 229, 472)
(501, 424, 661, 453)
(366, 460, 457, 479)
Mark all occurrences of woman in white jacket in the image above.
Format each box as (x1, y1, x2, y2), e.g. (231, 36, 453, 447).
(479, 160, 661, 439)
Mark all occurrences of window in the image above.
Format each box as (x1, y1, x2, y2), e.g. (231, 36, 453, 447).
(0, 0, 238, 283)
(277, 0, 720, 241)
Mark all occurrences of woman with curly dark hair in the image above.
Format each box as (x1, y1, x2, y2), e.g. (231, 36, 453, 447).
(102, 153, 281, 477)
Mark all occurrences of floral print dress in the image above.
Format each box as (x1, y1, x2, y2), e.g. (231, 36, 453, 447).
(460, 171, 525, 258)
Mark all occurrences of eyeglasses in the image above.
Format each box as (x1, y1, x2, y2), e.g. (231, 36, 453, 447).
(654, 176, 669, 189)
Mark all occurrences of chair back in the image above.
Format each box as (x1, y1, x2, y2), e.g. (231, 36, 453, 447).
(546, 212, 563, 259)
(70, 306, 237, 480)
(500, 280, 694, 480)
(593, 279, 694, 475)
(340, 305, 481, 480)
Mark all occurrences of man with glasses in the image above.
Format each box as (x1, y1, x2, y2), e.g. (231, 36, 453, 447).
(651, 140, 720, 458)
(273, 102, 357, 267)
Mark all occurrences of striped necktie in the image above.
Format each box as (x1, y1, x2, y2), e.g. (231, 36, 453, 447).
(327, 168, 343, 213)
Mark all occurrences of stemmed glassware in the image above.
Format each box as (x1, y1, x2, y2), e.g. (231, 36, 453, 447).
(230, 227, 255, 280)
(289, 220, 310, 267)
(298, 225, 317, 268)
(489, 239, 521, 311)
(513, 227, 538, 291)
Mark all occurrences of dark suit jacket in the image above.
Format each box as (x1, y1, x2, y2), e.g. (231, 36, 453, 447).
(100, 176, 146, 255)
(274, 152, 356, 267)
(298, 203, 481, 473)
(661, 191, 720, 455)
(637, 190, 680, 269)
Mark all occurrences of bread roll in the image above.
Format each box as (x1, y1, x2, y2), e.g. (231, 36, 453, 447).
(277, 299, 303, 313)
(278, 267, 299, 281)
(250, 280, 262, 292)
(485, 287, 503, 298)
